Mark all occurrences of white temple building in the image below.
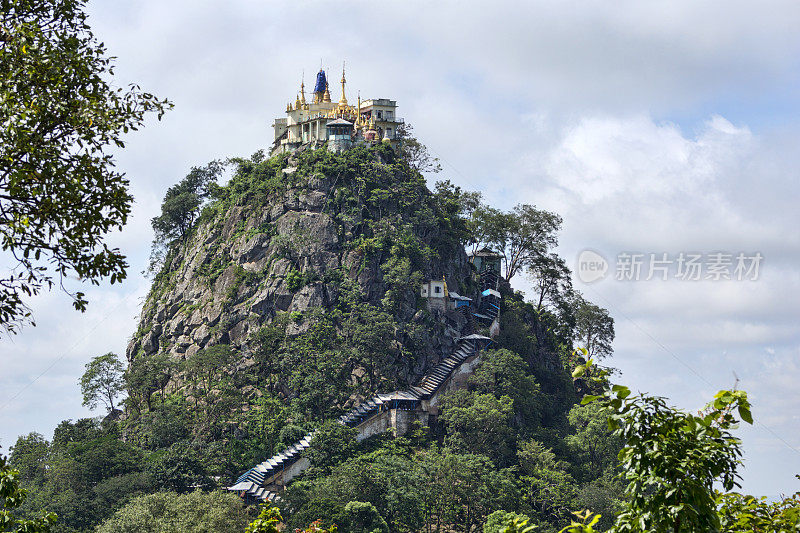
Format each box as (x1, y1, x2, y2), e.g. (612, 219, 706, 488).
(271, 65, 404, 154)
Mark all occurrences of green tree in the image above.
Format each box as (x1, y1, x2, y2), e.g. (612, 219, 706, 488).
(94, 490, 251, 533)
(471, 204, 562, 282)
(341, 303, 402, 391)
(0, 452, 57, 532)
(152, 162, 223, 240)
(185, 344, 234, 400)
(433, 180, 482, 247)
(467, 348, 544, 431)
(244, 394, 289, 460)
(10, 418, 153, 531)
(307, 423, 358, 472)
(183, 344, 243, 438)
(396, 123, 441, 174)
(148, 161, 224, 272)
(527, 253, 572, 312)
(572, 296, 614, 361)
(340, 501, 389, 533)
(716, 488, 800, 532)
(572, 474, 624, 532)
(8, 433, 48, 487)
(501, 516, 541, 533)
(419, 448, 517, 533)
(0, 0, 170, 334)
(565, 402, 622, 481)
(517, 439, 577, 524)
(143, 439, 210, 493)
(133, 400, 191, 450)
(79, 352, 125, 412)
(125, 352, 177, 413)
(47, 419, 149, 528)
(287, 442, 518, 533)
(285, 441, 426, 532)
(440, 390, 515, 465)
(557, 511, 603, 533)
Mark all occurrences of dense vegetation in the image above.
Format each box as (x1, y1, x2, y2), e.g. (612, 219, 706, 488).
(6, 142, 623, 532)
(277, 349, 624, 533)
(5, 141, 798, 532)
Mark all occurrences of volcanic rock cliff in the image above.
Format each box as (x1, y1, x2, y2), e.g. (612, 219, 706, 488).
(126, 144, 477, 402)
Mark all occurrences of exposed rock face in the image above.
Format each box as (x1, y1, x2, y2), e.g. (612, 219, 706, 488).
(127, 147, 474, 392)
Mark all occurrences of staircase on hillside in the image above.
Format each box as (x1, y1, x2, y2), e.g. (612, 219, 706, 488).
(229, 271, 505, 504)
(460, 305, 478, 336)
(408, 338, 476, 398)
(228, 334, 490, 503)
(480, 269, 499, 292)
(474, 270, 501, 326)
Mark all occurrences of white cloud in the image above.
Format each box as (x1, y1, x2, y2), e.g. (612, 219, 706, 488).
(507, 112, 800, 496)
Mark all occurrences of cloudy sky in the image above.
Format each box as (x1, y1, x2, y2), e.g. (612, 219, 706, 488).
(2, 0, 799, 498)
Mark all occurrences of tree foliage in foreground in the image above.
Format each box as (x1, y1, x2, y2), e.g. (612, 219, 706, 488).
(611, 389, 750, 532)
(578, 359, 758, 533)
(0, 452, 56, 532)
(716, 487, 800, 532)
(0, 0, 170, 334)
(245, 505, 282, 533)
(247, 505, 339, 533)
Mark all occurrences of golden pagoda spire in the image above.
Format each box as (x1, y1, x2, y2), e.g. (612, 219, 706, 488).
(295, 92, 301, 110)
(300, 76, 306, 106)
(322, 64, 332, 103)
(339, 61, 347, 106)
(356, 91, 361, 126)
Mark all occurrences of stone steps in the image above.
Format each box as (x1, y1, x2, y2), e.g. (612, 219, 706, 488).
(229, 334, 491, 502)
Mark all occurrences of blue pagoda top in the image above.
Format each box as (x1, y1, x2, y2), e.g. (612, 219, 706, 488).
(313, 69, 327, 93)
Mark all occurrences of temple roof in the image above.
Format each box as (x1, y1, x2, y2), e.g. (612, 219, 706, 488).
(468, 247, 503, 258)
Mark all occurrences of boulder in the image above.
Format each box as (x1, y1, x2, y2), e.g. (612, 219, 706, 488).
(288, 283, 325, 312)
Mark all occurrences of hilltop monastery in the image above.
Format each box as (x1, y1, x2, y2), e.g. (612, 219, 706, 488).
(271, 65, 403, 154)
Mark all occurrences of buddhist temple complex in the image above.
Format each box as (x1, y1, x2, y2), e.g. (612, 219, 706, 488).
(271, 64, 404, 154)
